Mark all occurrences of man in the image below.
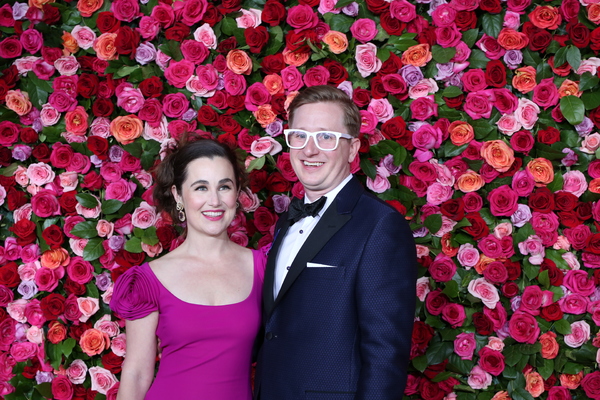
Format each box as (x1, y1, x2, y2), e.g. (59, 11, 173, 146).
(254, 85, 417, 400)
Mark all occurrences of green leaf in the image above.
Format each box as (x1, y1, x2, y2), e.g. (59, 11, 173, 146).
(102, 199, 123, 215)
(562, 361, 584, 374)
(34, 383, 53, 398)
(546, 172, 564, 193)
(424, 214, 443, 234)
(220, 17, 237, 36)
(481, 14, 502, 37)
(360, 158, 377, 180)
(462, 29, 479, 48)
(113, 65, 140, 80)
(566, 45, 581, 71)
(265, 26, 284, 55)
(504, 345, 524, 367)
(412, 355, 428, 372)
(86, 281, 100, 298)
(469, 49, 491, 72)
(538, 358, 554, 380)
(335, 0, 356, 7)
(247, 156, 265, 172)
(443, 86, 463, 98)
(1, 163, 19, 177)
(426, 340, 454, 365)
(523, 262, 539, 281)
(441, 141, 468, 158)
(554, 46, 568, 68)
(323, 13, 354, 33)
(61, 338, 76, 359)
(581, 90, 600, 110)
(579, 72, 599, 92)
(157, 40, 183, 61)
(522, 48, 542, 67)
(509, 387, 535, 400)
(83, 238, 105, 261)
(76, 193, 99, 209)
(124, 237, 143, 253)
(560, 96, 585, 125)
(442, 280, 459, 298)
(46, 342, 62, 370)
(70, 221, 99, 239)
(554, 319, 572, 335)
(537, 269, 550, 288)
(432, 45, 456, 64)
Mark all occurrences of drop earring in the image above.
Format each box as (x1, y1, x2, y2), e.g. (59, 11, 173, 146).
(176, 202, 186, 222)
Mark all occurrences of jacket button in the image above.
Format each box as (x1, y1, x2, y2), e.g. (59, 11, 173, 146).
(266, 332, 273, 340)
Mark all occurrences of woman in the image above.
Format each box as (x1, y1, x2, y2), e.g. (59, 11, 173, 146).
(111, 139, 266, 400)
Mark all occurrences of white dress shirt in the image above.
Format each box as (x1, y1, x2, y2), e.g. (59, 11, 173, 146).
(273, 175, 353, 298)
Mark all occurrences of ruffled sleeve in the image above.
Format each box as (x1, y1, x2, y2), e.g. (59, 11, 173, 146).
(253, 247, 268, 284)
(110, 264, 159, 320)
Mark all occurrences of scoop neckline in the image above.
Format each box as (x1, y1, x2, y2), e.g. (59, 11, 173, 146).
(142, 250, 258, 307)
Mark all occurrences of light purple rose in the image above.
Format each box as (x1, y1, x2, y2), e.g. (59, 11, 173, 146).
(272, 194, 291, 214)
(135, 42, 157, 65)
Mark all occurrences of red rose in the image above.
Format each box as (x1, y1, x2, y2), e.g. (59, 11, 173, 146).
(504, 259, 521, 280)
(261, 53, 286, 74)
(244, 26, 269, 54)
(63, 277, 86, 296)
(440, 199, 465, 221)
(249, 170, 268, 193)
(115, 250, 145, 268)
(463, 212, 490, 240)
(0, 80, 8, 102)
(417, 378, 445, 400)
(523, 22, 553, 52)
(386, 200, 407, 215)
(59, 191, 79, 215)
(480, 0, 502, 13)
(271, 94, 286, 116)
(226, 94, 246, 114)
(6, 187, 28, 211)
(41, 293, 66, 320)
(217, 37, 238, 53)
(68, 321, 92, 342)
(540, 303, 563, 322)
(275, 152, 298, 182)
(9, 219, 37, 246)
(478, 347, 505, 376)
(115, 26, 140, 57)
(253, 207, 277, 234)
(352, 88, 371, 107)
(217, 132, 236, 148)
(201, 3, 222, 26)
(262, 0, 286, 26)
(537, 126, 560, 145)
(218, 115, 241, 135)
(217, 0, 242, 14)
(379, 52, 403, 75)
(554, 191, 578, 211)
(485, 60, 507, 88)
(50, 143, 74, 169)
(96, 12, 120, 33)
(76, 73, 99, 98)
(568, 22, 590, 48)
(323, 59, 348, 85)
(443, 94, 464, 109)
(528, 187, 555, 213)
(501, 282, 520, 297)
(0, 262, 20, 288)
(576, 202, 593, 221)
(592, 28, 600, 53)
(380, 11, 405, 35)
(472, 312, 494, 335)
(42, 225, 64, 249)
(87, 136, 110, 159)
(20, 127, 38, 143)
(425, 289, 449, 316)
(365, 0, 390, 14)
(559, 211, 582, 228)
(197, 105, 220, 126)
(164, 22, 191, 42)
(81, 171, 104, 191)
(266, 171, 292, 193)
(41, 4, 61, 25)
(156, 226, 177, 248)
(138, 76, 163, 99)
(369, 75, 387, 99)
(101, 351, 124, 374)
(52, 375, 74, 400)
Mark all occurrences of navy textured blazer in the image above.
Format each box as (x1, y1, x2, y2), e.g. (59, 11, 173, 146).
(254, 177, 417, 400)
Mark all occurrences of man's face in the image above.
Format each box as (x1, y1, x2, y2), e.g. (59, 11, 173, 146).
(289, 102, 360, 201)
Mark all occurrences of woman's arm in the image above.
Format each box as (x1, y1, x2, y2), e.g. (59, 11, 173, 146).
(116, 312, 159, 400)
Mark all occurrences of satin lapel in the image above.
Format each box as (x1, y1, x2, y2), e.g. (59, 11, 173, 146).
(273, 200, 351, 308)
(263, 217, 291, 316)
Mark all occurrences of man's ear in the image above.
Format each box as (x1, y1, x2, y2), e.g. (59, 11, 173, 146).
(348, 137, 361, 163)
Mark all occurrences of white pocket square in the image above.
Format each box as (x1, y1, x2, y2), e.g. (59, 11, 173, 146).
(307, 262, 337, 268)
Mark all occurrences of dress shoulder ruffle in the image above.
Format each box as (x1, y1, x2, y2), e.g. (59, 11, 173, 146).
(110, 264, 159, 320)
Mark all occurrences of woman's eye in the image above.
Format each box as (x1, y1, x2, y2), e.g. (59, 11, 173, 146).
(219, 185, 232, 191)
(195, 186, 207, 191)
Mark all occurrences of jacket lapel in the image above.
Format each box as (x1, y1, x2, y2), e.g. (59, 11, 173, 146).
(263, 217, 291, 315)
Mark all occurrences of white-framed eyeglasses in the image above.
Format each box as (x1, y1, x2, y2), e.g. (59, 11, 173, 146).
(283, 129, 354, 151)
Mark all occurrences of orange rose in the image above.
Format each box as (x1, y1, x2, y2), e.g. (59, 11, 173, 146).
(282, 47, 310, 67)
(322, 30, 348, 54)
(527, 158, 554, 187)
(5, 90, 32, 116)
(497, 28, 529, 50)
(539, 331, 559, 359)
(528, 6, 561, 29)
(79, 328, 110, 356)
(77, 0, 104, 17)
(47, 321, 67, 344)
(448, 121, 474, 146)
(110, 115, 143, 144)
(491, 392, 511, 400)
(93, 33, 118, 61)
(28, 0, 54, 9)
(588, 4, 600, 24)
(62, 31, 79, 54)
(254, 104, 277, 128)
(456, 170, 485, 193)
(558, 79, 582, 98)
(284, 91, 299, 114)
(474, 254, 495, 275)
(262, 74, 284, 96)
(480, 140, 515, 173)
(65, 106, 89, 135)
(40, 248, 70, 269)
(525, 371, 544, 397)
(441, 233, 458, 257)
(512, 66, 537, 93)
(401, 44, 432, 67)
(559, 371, 584, 389)
(226, 49, 252, 75)
(589, 178, 600, 193)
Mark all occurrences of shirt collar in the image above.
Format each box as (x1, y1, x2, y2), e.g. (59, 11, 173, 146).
(304, 174, 353, 217)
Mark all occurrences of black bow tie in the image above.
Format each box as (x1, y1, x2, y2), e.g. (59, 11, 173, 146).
(288, 196, 327, 224)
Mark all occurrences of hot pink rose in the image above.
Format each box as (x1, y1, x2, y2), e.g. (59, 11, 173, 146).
(429, 253, 457, 282)
(468, 366, 492, 390)
(390, 0, 417, 22)
(464, 90, 495, 119)
(303, 65, 330, 87)
(454, 332, 476, 360)
(350, 19, 377, 43)
(410, 96, 438, 121)
(67, 359, 88, 384)
(532, 78, 559, 109)
(105, 179, 136, 202)
(164, 59, 195, 88)
(442, 303, 466, 327)
(478, 347, 505, 376)
(286, 4, 318, 30)
(563, 270, 596, 296)
(162, 92, 189, 118)
(31, 190, 61, 218)
(508, 311, 540, 344)
(10, 342, 37, 362)
(488, 185, 519, 217)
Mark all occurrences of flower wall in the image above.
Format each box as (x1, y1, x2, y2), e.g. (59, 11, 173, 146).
(1, 0, 600, 399)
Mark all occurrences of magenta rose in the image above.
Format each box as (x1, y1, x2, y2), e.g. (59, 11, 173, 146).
(164, 59, 195, 88)
(20, 29, 43, 54)
(105, 179, 137, 202)
(10, 342, 38, 362)
(0, 121, 20, 147)
(244, 82, 271, 112)
(441, 303, 466, 327)
(0, 37, 22, 59)
(582, 371, 600, 400)
(180, 40, 209, 64)
(67, 257, 94, 285)
(508, 311, 540, 344)
(110, 0, 141, 22)
(281, 66, 304, 91)
(162, 92, 189, 118)
(488, 185, 519, 217)
(454, 332, 476, 360)
(478, 347, 505, 376)
(350, 18, 378, 43)
(464, 90, 494, 119)
(410, 96, 438, 121)
(563, 270, 596, 296)
(428, 253, 457, 282)
(532, 77, 559, 109)
(303, 65, 330, 87)
(286, 4, 318, 30)
(31, 190, 61, 218)
(477, 235, 504, 258)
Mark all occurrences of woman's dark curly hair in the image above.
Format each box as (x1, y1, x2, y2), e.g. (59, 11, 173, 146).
(153, 138, 247, 223)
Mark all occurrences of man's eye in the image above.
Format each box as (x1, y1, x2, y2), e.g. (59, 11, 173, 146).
(321, 133, 334, 140)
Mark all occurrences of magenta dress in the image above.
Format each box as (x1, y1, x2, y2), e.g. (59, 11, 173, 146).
(110, 249, 266, 400)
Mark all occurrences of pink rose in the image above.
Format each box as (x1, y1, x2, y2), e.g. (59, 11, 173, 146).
(193, 23, 218, 50)
(366, 173, 391, 193)
(162, 92, 189, 118)
(26, 163, 55, 186)
(429, 253, 457, 282)
(9, 342, 37, 362)
(496, 114, 521, 136)
(31, 190, 61, 218)
(94, 315, 120, 338)
(164, 59, 195, 88)
(488, 185, 519, 217)
(105, 179, 136, 202)
(515, 98, 540, 129)
(426, 183, 453, 206)
(493, 88, 519, 114)
(196, 64, 219, 90)
(563, 270, 596, 296)
(581, 133, 600, 154)
(454, 332, 476, 360)
(390, 0, 417, 22)
(410, 96, 438, 121)
(532, 78, 559, 109)
(244, 82, 271, 112)
(236, 8, 262, 29)
(223, 70, 248, 95)
(89, 366, 118, 395)
(468, 278, 500, 309)
(457, 243, 480, 269)
(181, 39, 209, 64)
(355, 43, 382, 78)
(303, 65, 330, 87)
(518, 235, 545, 265)
(71, 25, 97, 49)
(415, 276, 431, 302)
(562, 170, 588, 197)
(464, 90, 495, 119)
(67, 359, 88, 384)
(77, 297, 100, 323)
(20, 29, 43, 54)
(286, 4, 318, 30)
(110, 333, 127, 357)
(116, 86, 145, 113)
(559, 294, 588, 315)
(131, 201, 157, 229)
(250, 137, 283, 157)
(413, 124, 442, 150)
(442, 303, 466, 327)
(564, 320, 590, 348)
(508, 311, 540, 344)
(350, 19, 377, 43)
(468, 366, 492, 390)
(281, 66, 304, 91)
(54, 55, 80, 76)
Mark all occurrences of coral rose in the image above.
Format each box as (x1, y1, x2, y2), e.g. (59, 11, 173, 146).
(79, 328, 110, 356)
(588, 4, 600, 24)
(226, 49, 252, 75)
(93, 33, 118, 61)
(253, 104, 277, 128)
(109, 115, 143, 144)
(480, 140, 515, 172)
(512, 66, 537, 93)
(456, 171, 485, 193)
(529, 6, 562, 29)
(401, 44, 432, 67)
(448, 121, 474, 146)
(40, 248, 70, 269)
(322, 31, 348, 54)
(5, 90, 32, 116)
(525, 371, 545, 397)
(527, 158, 554, 187)
(539, 331, 559, 359)
(77, 0, 104, 17)
(558, 79, 582, 98)
(497, 28, 529, 50)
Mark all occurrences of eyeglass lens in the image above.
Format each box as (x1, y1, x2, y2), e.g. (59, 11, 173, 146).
(288, 131, 338, 150)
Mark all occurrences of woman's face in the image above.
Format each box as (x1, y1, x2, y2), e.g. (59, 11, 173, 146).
(172, 156, 238, 239)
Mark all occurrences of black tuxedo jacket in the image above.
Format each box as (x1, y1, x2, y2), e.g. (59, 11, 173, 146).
(254, 177, 417, 400)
